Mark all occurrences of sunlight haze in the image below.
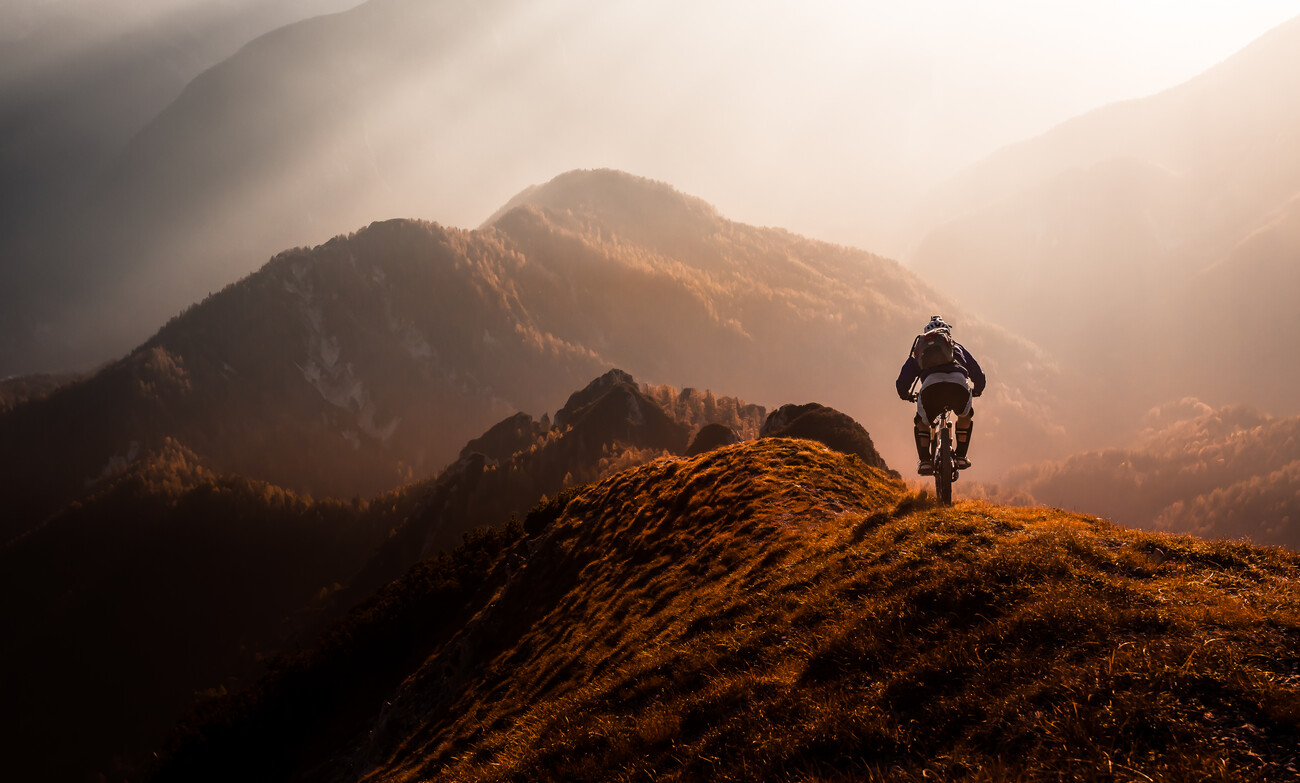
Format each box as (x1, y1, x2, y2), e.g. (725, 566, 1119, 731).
(2, 0, 1298, 370)
(573, 0, 1300, 253)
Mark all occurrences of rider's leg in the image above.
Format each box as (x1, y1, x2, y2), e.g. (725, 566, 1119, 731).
(955, 412, 973, 462)
(914, 397, 934, 474)
(913, 415, 930, 462)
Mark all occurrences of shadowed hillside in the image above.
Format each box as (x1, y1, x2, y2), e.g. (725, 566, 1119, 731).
(0, 371, 764, 782)
(0, 370, 82, 412)
(0, 439, 396, 783)
(0, 0, 363, 372)
(0, 0, 357, 246)
(156, 438, 1300, 782)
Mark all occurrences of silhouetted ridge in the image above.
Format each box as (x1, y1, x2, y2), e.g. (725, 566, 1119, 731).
(553, 368, 689, 454)
(459, 412, 544, 463)
(760, 402, 894, 474)
(319, 370, 761, 618)
(554, 368, 638, 427)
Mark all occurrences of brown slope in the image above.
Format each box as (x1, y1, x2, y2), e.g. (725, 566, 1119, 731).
(156, 438, 1300, 782)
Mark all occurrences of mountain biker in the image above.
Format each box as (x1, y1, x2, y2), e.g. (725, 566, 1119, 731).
(896, 315, 986, 475)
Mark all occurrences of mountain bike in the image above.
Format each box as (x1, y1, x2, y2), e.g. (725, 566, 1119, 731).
(908, 388, 961, 505)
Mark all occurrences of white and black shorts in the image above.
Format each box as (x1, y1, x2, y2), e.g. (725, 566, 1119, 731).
(916, 372, 973, 424)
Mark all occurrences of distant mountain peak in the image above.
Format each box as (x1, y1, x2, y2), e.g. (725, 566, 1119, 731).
(554, 368, 638, 426)
(485, 169, 722, 241)
(550, 368, 689, 455)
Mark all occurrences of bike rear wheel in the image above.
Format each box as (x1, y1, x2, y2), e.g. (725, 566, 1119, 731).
(935, 426, 954, 505)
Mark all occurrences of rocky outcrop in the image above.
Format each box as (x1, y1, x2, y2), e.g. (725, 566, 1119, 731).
(685, 423, 740, 457)
(760, 402, 894, 475)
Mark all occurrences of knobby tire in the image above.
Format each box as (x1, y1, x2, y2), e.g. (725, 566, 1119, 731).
(935, 426, 953, 506)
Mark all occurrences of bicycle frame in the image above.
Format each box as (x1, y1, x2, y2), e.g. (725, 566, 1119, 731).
(929, 407, 959, 505)
(909, 381, 961, 505)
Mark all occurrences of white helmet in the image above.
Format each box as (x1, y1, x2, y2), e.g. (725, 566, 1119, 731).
(924, 315, 951, 333)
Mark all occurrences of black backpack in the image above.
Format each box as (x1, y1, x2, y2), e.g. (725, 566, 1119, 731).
(913, 329, 955, 370)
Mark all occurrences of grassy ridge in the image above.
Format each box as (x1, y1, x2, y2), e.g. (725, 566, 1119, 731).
(346, 439, 1299, 781)
(155, 438, 1300, 781)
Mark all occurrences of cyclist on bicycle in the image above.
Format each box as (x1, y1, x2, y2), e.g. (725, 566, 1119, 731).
(896, 315, 986, 475)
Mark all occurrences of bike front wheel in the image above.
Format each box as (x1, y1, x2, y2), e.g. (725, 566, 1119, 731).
(935, 427, 954, 505)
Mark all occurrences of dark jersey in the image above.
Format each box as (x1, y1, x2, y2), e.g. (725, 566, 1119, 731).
(896, 341, 986, 399)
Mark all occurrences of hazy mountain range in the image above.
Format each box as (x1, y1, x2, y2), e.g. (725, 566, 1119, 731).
(0, 0, 360, 360)
(13, 1, 1292, 379)
(2, 1, 1295, 476)
(0, 0, 359, 212)
(0, 170, 1062, 543)
(0, 0, 818, 372)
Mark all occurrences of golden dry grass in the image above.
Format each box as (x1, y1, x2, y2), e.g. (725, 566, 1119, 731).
(339, 438, 1300, 782)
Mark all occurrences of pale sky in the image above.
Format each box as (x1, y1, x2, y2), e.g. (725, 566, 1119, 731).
(829, 0, 1300, 159)
(637, 0, 1300, 251)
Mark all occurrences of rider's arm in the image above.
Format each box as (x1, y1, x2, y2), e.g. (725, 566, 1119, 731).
(959, 345, 987, 396)
(896, 357, 920, 399)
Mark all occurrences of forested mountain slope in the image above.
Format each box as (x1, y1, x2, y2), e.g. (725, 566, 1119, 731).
(995, 399, 1300, 551)
(0, 370, 766, 782)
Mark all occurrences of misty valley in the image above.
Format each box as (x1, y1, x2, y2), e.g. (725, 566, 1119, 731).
(2, 2, 1300, 781)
